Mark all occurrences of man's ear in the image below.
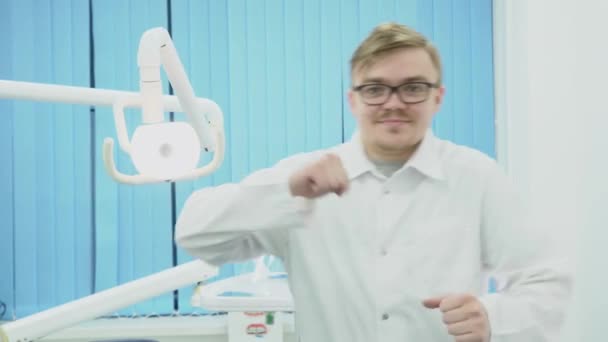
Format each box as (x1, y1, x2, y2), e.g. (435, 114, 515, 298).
(348, 89, 357, 118)
(434, 85, 446, 107)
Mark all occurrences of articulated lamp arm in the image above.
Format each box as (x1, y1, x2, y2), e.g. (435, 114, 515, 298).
(0, 260, 218, 342)
(0, 26, 227, 342)
(0, 27, 225, 185)
(105, 27, 225, 184)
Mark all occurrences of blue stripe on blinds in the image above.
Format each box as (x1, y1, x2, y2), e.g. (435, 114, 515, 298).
(0, 0, 16, 319)
(92, 0, 173, 315)
(284, 0, 307, 156)
(340, 0, 360, 140)
(12, 0, 43, 317)
(320, 0, 343, 148)
(471, 0, 496, 157)
(4, 0, 93, 318)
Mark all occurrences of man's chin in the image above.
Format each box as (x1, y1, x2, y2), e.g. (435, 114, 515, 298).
(377, 139, 417, 153)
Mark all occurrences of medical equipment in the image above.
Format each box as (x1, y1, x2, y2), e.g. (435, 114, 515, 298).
(0, 27, 279, 342)
(191, 256, 294, 342)
(192, 272, 293, 312)
(0, 260, 219, 342)
(0, 27, 225, 185)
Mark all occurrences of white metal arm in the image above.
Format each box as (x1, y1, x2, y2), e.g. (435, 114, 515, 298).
(0, 26, 227, 342)
(0, 260, 218, 342)
(0, 27, 226, 184)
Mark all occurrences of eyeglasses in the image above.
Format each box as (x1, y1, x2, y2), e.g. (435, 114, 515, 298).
(352, 81, 440, 105)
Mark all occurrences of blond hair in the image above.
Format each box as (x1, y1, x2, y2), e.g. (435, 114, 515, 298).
(350, 22, 442, 85)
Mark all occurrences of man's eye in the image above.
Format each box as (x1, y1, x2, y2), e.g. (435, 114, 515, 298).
(364, 86, 386, 96)
(403, 84, 426, 92)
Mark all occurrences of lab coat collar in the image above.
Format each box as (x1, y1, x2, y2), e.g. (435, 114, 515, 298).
(340, 129, 445, 181)
(405, 129, 445, 180)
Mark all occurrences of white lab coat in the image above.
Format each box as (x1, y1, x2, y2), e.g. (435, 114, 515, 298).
(175, 131, 572, 342)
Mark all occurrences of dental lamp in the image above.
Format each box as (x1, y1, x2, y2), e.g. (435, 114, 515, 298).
(0, 27, 225, 184)
(0, 27, 225, 341)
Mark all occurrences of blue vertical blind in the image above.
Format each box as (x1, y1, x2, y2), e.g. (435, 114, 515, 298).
(91, 0, 175, 316)
(0, 0, 93, 318)
(0, 0, 495, 319)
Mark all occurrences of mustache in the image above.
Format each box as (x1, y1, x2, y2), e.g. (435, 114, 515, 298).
(377, 110, 412, 120)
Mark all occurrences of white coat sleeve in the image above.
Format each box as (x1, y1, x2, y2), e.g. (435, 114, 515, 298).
(478, 165, 573, 342)
(174, 154, 316, 266)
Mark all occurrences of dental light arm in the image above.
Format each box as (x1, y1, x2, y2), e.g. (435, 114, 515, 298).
(138, 28, 215, 150)
(0, 27, 225, 184)
(106, 27, 224, 183)
(0, 26, 227, 342)
(0, 260, 219, 342)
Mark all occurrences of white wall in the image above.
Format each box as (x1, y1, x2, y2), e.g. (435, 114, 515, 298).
(494, 0, 608, 340)
(567, 2, 608, 340)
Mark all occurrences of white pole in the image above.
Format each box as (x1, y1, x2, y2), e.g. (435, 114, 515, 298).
(0, 260, 217, 342)
(0, 80, 184, 111)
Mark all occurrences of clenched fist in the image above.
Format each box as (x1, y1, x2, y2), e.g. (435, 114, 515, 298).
(423, 294, 491, 342)
(288, 154, 349, 199)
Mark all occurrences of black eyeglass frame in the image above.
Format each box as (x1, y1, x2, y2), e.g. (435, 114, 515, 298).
(352, 81, 440, 105)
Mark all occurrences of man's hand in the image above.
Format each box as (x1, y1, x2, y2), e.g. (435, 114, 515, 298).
(289, 154, 349, 198)
(422, 294, 491, 342)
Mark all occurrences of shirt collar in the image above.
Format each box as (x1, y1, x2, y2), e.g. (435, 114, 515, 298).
(339, 129, 445, 181)
(405, 129, 445, 180)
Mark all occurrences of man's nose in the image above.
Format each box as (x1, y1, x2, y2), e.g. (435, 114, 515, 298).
(383, 90, 406, 110)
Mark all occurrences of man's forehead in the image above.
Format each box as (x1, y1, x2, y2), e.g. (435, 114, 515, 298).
(353, 48, 438, 84)
(355, 69, 437, 85)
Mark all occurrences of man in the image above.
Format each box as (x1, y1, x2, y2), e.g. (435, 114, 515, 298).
(176, 23, 571, 342)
